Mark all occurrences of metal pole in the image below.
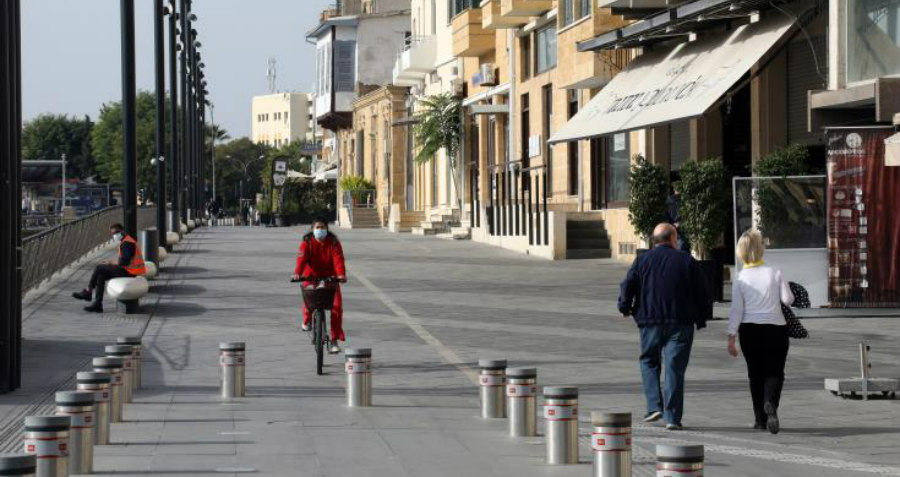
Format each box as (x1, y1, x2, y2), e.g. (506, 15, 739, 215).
(179, 0, 188, 222)
(1, 0, 24, 393)
(121, 0, 138, 237)
(154, 0, 168, 250)
(210, 103, 216, 202)
(60, 153, 66, 216)
(167, 0, 179, 242)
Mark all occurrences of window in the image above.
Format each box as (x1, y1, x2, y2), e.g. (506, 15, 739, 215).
(846, 0, 900, 83)
(542, 84, 553, 194)
(335, 41, 356, 93)
(563, 0, 574, 27)
(521, 94, 530, 170)
(448, 0, 470, 20)
(520, 36, 532, 80)
(567, 90, 579, 195)
(535, 25, 557, 74)
(284, 112, 289, 122)
(606, 132, 630, 204)
(580, 0, 590, 20)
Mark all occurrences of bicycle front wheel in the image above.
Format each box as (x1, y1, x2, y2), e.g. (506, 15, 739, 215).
(314, 309, 325, 375)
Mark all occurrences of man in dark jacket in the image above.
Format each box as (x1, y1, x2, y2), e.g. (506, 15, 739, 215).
(618, 223, 711, 430)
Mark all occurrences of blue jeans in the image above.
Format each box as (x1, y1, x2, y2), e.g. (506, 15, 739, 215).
(639, 324, 695, 425)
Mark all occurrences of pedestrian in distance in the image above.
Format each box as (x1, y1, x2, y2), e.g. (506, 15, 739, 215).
(727, 229, 794, 434)
(72, 223, 146, 313)
(666, 179, 691, 253)
(618, 223, 712, 430)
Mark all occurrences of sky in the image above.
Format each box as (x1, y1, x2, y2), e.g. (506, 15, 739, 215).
(22, 0, 331, 139)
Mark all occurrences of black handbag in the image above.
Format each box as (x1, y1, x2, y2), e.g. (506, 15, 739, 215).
(781, 282, 810, 339)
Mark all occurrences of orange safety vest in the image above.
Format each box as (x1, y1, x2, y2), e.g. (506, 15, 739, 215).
(120, 235, 146, 276)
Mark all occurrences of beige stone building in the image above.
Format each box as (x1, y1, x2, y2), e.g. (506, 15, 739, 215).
(251, 93, 314, 147)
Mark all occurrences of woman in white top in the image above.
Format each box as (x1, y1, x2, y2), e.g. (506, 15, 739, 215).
(728, 229, 794, 434)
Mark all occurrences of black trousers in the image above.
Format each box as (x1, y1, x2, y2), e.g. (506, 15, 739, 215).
(739, 323, 789, 424)
(88, 264, 132, 305)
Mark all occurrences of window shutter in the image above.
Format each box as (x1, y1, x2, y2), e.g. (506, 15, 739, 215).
(335, 41, 356, 92)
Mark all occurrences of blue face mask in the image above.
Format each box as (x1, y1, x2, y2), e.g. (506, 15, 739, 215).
(313, 229, 327, 240)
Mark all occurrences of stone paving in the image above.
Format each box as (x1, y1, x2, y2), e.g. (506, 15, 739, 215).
(1, 224, 898, 476)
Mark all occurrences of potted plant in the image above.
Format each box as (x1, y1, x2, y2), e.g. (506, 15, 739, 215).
(627, 155, 669, 255)
(679, 157, 730, 301)
(339, 175, 375, 206)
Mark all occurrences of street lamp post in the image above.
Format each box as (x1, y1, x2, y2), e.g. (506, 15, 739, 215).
(167, 0, 179, 239)
(120, 0, 138, 237)
(153, 0, 168, 247)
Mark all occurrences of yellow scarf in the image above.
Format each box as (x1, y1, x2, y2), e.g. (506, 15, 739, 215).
(744, 261, 765, 269)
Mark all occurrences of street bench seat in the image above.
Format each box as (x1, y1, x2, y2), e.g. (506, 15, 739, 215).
(106, 276, 149, 314)
(144, 262, 158, 280)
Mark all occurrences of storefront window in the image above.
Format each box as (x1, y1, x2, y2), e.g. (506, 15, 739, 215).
(606, 132, 630, 204)
(846, 0, 900, 83)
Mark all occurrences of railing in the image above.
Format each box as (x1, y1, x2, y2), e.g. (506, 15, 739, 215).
(483, 165, 549, 246)
(22, 206, 157, 293)
(342, 189, 375, 225)
(21, 214, 62, 231)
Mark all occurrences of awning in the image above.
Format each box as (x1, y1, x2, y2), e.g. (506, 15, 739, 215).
(550, 14, 794, 144)
(469, 104, 509, 115)
(314, 168, 339, 182)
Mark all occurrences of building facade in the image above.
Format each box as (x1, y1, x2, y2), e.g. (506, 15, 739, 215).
(251, 92, 314, 147)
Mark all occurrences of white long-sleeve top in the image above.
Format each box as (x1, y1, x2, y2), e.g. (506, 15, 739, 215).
(728, 265, 795, 336)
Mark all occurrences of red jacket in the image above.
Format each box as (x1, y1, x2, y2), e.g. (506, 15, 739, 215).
(293, 233, 346, 279)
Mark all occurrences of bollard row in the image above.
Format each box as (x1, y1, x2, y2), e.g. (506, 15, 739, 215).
(476, 358, 705, 476)
(21, 336, 143, 477)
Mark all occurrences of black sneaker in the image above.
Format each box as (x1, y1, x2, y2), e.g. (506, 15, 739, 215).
(764, 402, 780, 434)
(665, 422, 683, 431)
(73, 290, 92, 301)
(83, 304, 103, 313)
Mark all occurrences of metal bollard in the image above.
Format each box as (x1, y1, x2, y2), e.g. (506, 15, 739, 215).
(23, 416, 70, 477)
(592, 412, 632, 477)
(543, 386, 579, 465)
(219, 342, 246, 399)
(138, 228, 159, 265)
(91, 358, 124, 423)
(656, 445, 703, 477)
(0, 455, 36, 477)
(54, 392, 94, 475)
(478, 359, 507, 419)
(76, 372, 111, 445)
(116, 336, 143, 389)
(506, 367, 537, 437)
(345, 348, 372, 407)
(104, 345, 136, 403)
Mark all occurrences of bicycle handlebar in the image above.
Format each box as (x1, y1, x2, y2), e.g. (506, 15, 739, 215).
(290, 276, 344, 283)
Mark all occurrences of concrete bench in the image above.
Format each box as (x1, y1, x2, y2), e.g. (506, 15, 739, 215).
(106, 276, 149, 314)
(157, 246, 168, 263)
(166, 231, 180, 245)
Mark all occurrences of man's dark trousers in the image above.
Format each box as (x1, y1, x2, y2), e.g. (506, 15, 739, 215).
(639, 323, 694, 425)
(89, 265, 132, 305)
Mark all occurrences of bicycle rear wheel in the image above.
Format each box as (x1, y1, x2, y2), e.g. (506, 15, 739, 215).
(314, 309, 325, 375)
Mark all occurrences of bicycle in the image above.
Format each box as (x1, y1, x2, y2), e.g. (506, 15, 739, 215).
(291, 275, 340, 375)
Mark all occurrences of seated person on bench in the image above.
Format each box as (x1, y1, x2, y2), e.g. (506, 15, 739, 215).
(73, 223, 146, 313)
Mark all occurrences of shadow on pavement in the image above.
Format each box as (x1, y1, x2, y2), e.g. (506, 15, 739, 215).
(150, 284, 208, 296)
(152, 302, 208, 317)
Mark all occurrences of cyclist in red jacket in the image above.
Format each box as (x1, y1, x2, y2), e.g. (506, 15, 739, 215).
(291, 219, 347, 353)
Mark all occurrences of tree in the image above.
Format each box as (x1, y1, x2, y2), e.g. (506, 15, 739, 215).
(214, 137, 270, 208)
(413, 93, 463, 212)
(22, 114, 95, 178)
(92, 91, 171, 201)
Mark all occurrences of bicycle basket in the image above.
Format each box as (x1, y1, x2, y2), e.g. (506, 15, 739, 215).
(302, 286, 336, 310)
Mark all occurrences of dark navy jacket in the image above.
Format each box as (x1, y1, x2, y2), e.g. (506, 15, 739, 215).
(617, 244, 711, 329)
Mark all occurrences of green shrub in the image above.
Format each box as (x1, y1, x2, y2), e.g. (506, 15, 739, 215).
(627, 155, 669, 242)
(680, 158, 730, 259)
(339, 175, 375, 203)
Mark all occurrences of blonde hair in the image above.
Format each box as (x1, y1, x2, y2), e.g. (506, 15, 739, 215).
(737, 229, 765, 264)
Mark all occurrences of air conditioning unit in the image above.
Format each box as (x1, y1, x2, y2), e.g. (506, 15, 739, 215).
(480, 63, 497, 87)
(451, 78, 466, 98)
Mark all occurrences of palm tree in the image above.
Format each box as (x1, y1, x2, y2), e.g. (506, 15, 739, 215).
(413, 93, 463, 212)
(208, 124, 230, 144)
